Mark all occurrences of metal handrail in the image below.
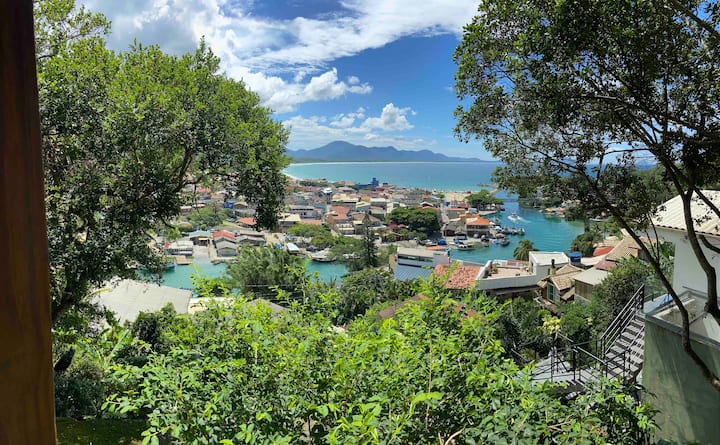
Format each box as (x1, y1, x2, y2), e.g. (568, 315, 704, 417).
(599, 284, 645, 355)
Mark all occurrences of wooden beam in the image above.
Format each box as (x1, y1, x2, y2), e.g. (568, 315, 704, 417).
(0, 1, 57, 444)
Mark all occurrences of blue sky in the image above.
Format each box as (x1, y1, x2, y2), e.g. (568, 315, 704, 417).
(80, 0, 491, 159)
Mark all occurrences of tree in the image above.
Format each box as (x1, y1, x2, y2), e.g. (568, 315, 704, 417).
(36, 0, 289, 327)
(591, 258, 653, 323)
(104, 283, 656, 444)
(513, 239, 535, 261)
(223, 246, 307, 300)
(387, 207, 440, 235)
(188, 204, 225, 230)
(455, 0, 720, 390)
(335, 269, 416, 323)
(358, 213, 379, 270)
(465, 189, 503, 209)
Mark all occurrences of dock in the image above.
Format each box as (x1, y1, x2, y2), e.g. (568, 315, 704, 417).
(174, 255, 191, 265)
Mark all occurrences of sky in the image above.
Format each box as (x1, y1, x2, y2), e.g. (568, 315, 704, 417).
(79, 0, 492, 159)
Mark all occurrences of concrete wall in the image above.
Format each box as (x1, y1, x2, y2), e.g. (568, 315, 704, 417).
(643, 317, 720, 445)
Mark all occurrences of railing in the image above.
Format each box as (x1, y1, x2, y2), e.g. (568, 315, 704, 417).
(598, 284, 645, 357)
(518, 284, 646, 390)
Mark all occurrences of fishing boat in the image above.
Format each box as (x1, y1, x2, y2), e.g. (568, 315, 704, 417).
(498, 238, 510, 246)
(518, 228, 525, 236)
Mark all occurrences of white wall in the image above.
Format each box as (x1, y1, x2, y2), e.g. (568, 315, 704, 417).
(659, 228, 720, 296)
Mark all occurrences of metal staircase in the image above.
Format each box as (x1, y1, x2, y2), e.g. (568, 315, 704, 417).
(526, 285, 646, 393)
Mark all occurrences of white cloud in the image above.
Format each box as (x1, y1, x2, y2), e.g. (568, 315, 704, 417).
(361, 103, 414, 131)
(79, 0, 477, 112)
(283, 103, 427, 149)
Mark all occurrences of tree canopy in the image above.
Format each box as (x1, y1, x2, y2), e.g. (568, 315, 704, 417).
(387, 207, 440, 235)
(455, 0, 720, 390)
(223, 246, 307, 300)
(36, 0, 289, 326)
(465, 190, 503, 209)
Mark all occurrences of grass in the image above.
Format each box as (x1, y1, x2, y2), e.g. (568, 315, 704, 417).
(56, 418, 147, 445)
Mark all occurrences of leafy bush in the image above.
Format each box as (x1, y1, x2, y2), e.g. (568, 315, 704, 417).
(55, 355, 106, 418)
(104, 283, 656, 444)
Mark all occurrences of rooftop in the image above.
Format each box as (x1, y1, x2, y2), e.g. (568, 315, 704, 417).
(434, 263, 482, 289)
(529, 251, 570, 266)
(652, 190, 720, 237)
(573, 267, 608, 286)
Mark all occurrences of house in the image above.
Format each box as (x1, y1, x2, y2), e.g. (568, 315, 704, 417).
(234, 229, 266, 246)
(215, 240, 237, 257)
(165, 240, 194, 256)
(236, 217, 256, 229)
(528, 252, 570, 277)
(212, 230, 237, 244)
(442, 219, 465, 237)
(278, 213, 302, 232)
(390, 247, 450, 281)
(188, 230, 212, 246)
(642, 191, 720, 444)
(288, 205, 317, 219)
(465, 217, 492, 237)
(572, 268, 609, 303)
(537, 264, 584, 303)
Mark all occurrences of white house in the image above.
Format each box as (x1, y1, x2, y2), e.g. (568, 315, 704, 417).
(642, 191, 720, 444)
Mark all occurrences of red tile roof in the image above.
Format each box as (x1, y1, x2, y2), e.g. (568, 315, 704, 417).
(300, 219, 323, 225)
(212, 230, 236, 240)
(466, 217, 491, 226)
(592, 246, 614, 257)
(237, 217, 256, 227)
(594, 259, 618, 271)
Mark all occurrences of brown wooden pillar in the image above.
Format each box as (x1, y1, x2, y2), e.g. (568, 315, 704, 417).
(0, 1, 57, 444)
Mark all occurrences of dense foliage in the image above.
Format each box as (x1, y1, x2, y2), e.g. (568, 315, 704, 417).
(223, 246, 308, 300)
(387, 207, 440, 235)
(455, 0, 720, 388)
(465, 190, 503, 209)
(36, 0, 289, 328)
(103, 282, 656, 444)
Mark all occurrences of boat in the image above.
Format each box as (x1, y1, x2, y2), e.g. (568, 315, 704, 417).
(510, 227, 518, 235)
(452, 241, 475, 250)
(311, 250, 336, 262)
(518, 228, 525, 236)
(498, 238, 510, 246)
(508, 212, 519, 221)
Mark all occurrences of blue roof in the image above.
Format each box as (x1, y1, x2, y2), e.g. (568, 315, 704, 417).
(394, 264, 432, 281)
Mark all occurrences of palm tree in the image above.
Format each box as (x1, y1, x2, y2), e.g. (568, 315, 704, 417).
(513, 239, 535, 261)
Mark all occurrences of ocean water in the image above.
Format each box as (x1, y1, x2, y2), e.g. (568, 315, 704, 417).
(159, 162, 585, 288)
(284, 162, 501, 191)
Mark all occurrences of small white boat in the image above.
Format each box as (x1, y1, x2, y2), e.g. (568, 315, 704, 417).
(311, 250, 336, 262)
(453, 241, 475, 250)
(508, 212, 519, 221)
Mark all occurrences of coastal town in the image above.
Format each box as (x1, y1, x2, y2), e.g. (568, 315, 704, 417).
(5, 1, 720, 444)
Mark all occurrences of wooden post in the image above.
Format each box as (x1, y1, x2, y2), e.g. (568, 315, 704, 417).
(0, 1, 57, 444)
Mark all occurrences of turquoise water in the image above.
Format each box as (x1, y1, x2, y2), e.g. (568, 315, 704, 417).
(445, 196, 585, 265)
(159, 162, 584, 289)
(284, 162, 500, 191)
(160, 258, 348, 289)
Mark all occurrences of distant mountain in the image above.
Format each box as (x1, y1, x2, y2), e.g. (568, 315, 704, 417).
(287, 141, 484, 163)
